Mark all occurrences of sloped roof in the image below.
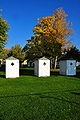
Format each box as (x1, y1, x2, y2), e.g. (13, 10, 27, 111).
(59, 57, 75, 61)
(6, 56, 19, 60)
(39, 57, 49, 60)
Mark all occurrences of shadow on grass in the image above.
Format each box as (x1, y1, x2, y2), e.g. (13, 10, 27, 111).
(23, 68, 80, 78)
(0, 65, 80, 78)
(71, 92, 80, 96)
(40, 95, 80, 105)
(0, 65, 5, 78)
(50, 71, 59, 76)
(0, 75, 5, 78)
(0, 66, 34, 77)
(19, 68, 34, 76)
(75, 72, 80, 78)
(19, 68, 60, 77)
(0, 65, 5, 72)
(0, 90, 80, 105)
(51, 70, 80, 78)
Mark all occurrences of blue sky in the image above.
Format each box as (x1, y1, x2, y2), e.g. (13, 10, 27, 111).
(1, 0, 80, 49)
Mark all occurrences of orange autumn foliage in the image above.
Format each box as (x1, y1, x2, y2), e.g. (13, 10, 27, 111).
(25, 8, 74, 69)
(25, 8, 73, 64)
(32, 8, 73, 48)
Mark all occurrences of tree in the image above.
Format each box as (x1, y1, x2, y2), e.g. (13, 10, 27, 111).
(26, 8, 73, 68)
(23, 38, 43, 62)
(0, 49, 10, 60)
(63, 46, 80, 61)
(0, 9, 9, 52)
(8, 44, 25, 62)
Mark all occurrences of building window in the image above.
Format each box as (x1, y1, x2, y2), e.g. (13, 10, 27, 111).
(11, 62, 14, 66)
(43, 62, 46, 66)
(70, 63, 73, 65)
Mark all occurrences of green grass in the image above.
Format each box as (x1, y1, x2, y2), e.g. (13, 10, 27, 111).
(0, 67, 80, 120)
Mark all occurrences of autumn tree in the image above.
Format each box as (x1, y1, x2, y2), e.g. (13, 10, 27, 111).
(27, 8, 73, 68)
(0, 9, 9, 52)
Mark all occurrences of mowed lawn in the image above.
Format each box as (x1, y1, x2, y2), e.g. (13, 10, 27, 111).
(0, 67, 80, 120)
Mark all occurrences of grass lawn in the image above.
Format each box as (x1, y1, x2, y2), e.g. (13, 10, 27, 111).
(0, 66, 80, 120)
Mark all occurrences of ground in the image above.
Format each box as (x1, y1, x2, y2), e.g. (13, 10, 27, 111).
(0, 66, 80, 120)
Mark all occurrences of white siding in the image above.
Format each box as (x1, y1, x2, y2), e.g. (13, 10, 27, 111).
(38, 60, 50, 77)
(34, 60, 38, 76)
(60, 61, 66, 75)
(66, 60, 76, 75)
(6, 59, 19, 78)
(60, 60, 76, 76)
(34, 58, 50, 77)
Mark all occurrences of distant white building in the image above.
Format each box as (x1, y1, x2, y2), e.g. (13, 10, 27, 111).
(27, 60, 34, 67)
(34, 57, 50, 77)
(0, 59, 2, 67)
(21, 60, 27, 66)
(59, 58, 76, 76)
(6, 56, 19, 78)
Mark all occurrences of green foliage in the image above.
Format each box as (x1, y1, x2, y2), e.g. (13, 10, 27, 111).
(0, 9, 9, 52)
(23, 39, 43, 61)
(63, 47, 80, 61)
(8, 44, 25, 62)
(0, 49, 10, 60)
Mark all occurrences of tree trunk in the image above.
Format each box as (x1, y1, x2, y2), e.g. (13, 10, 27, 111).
(50, 59, 53, 69)
(54, 56, 58, 69)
